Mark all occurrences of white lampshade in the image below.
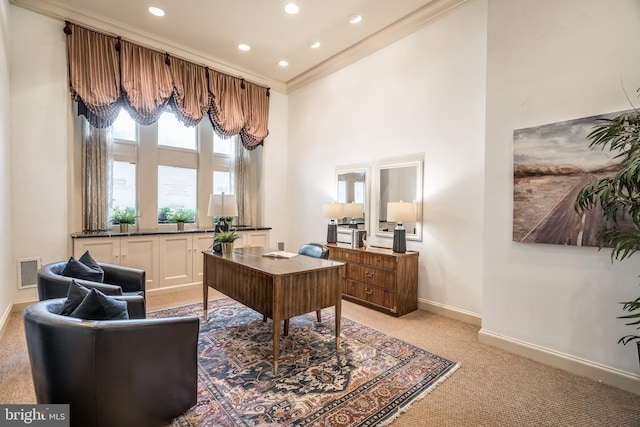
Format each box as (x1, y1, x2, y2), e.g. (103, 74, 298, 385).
(387, 202, 416, 222)
(323, 202, 344, 219)
(207, 193, 238, 217)
(343, 202, 363, 218)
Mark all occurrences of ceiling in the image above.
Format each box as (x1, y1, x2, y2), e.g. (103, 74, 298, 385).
(11, 0, 468, 92)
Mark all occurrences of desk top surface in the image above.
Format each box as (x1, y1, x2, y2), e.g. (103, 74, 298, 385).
(203, 246, 344, 276)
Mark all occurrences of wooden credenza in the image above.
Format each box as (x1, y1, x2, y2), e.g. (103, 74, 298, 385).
(327, 243, 419, 317)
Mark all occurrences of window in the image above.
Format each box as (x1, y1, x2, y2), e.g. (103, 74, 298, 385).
(112, 161, 136, 212)
(112, 109, 136, 141)
(103, 107, 245, 229)
(212, 133, 235, 195)
(158, 165, 197, 223)
(158, 111, 196, 150)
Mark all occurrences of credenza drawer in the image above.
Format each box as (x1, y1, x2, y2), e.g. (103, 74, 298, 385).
(347, 264, 395, 290)
(344, 280, 395, 310)
(359, 253, 396, 270)
(330, 248, 362, 264)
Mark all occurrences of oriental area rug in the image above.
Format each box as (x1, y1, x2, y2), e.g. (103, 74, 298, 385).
(150, 298, 459, 426)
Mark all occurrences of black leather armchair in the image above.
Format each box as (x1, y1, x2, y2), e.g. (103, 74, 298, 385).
(37, 261, 146, 314)
(23, 298, 199, 427)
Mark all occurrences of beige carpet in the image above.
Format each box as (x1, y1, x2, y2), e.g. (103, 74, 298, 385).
(2, 288, 640, 426)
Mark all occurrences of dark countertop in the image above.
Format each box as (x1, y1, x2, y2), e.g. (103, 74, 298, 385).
(71, 225, 272, 238)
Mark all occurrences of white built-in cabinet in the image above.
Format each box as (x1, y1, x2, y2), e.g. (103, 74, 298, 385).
(72, 229, 270, 292)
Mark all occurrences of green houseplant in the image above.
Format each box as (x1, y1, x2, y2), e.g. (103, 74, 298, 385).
(574, 108, 640, 363)
(213, 230, 240, 255)
(168, 208, 195, 231)
(111, 207, 137, 233)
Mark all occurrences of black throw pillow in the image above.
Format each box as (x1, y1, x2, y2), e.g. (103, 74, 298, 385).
(60, 256, 104, 283)
(78, 250, 104, 281)
(60, 280, 91, 316)
(69, 288, 129, 320)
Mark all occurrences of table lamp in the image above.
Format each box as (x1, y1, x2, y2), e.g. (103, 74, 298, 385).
(323, 202, 343, 243)
(387, 201, 416, 253)
(343, 202, 363, 229)
(208, 192, 238, 232)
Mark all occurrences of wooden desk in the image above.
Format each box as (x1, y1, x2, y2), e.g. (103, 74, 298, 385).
(203, 247, 345, 374)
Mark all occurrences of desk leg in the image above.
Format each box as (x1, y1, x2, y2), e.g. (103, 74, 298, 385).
(203, 282, 209, 322)
(335, 298, 342, 350)
(272, 313, 280, 375)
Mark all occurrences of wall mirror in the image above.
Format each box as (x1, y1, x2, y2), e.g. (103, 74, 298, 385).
(374, 155, 423, 241)
(335, 164, 369, 239)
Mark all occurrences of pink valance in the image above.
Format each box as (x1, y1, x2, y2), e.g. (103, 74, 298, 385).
(65, 22, 269, 149)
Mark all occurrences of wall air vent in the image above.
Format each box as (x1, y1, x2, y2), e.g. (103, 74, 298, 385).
(17, 257, 41, 289)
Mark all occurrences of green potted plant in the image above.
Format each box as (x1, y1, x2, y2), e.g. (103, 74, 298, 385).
(111, 206, 137, 233)
(574, 107, 640, 366)
(168, 208, 195, 231)
(213, 230, 240, 255)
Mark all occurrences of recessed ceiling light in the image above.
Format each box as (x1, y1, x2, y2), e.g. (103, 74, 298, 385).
(148, 7, 165, 17)
(349, 14, 362, 24)
(284, 3, 299, 14)
(278, 60, 289, 67)
(237, 44, 250, 51)
(310, 41, 321, 49)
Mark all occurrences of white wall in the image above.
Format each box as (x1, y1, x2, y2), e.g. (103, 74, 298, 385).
(262, 90, 290, 249)
(288, 1, 487, 315)
(0, 0, 12, 322)
(484, 0, 640, 377)
(9, 6, 68, 303)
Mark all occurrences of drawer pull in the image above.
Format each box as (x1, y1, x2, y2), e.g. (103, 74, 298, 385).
(365, 288, 373, 295)
(375, 258, 381, 265)
(365, 272, 374, 278)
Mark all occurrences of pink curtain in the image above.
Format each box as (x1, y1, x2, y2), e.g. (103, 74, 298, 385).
(66, 24, 121, 128)
(119, 41, 173, 125)
(65, 22, 269, 143)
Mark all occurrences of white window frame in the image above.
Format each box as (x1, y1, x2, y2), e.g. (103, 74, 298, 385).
(109, 109, 234, 230)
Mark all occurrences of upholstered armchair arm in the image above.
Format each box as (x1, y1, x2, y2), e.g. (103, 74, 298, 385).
(117, 295, 146, 319)
(101, 263, 146, 295)
(37, 264, 124, 300)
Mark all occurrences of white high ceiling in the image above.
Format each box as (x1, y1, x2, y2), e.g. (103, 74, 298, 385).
(11, 0, 469, 92)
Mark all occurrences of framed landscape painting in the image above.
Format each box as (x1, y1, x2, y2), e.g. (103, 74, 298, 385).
(513, 109, 634, 247)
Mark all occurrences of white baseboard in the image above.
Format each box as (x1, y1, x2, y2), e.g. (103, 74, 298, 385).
(479, 329, 640, 395)
(418, 298, 482, 327)
(0, 298, 37, 340)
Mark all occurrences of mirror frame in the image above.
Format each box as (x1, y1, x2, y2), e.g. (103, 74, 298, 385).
(335, 163, 370, 241)
(374, 154, 424, 241)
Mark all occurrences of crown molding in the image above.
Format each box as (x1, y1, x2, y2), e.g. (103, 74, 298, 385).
(11, 0, 473, 95)
(285, 0, 474, 93)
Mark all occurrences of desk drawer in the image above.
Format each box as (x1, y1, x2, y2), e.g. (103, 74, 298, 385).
(347, 264, 395, 289)
(345, 280, 394, 310)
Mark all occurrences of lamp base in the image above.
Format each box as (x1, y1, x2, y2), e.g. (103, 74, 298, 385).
(327, 223, 338, 244)
(392, 228, 406, 253)
(215, 219, 229, 232)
